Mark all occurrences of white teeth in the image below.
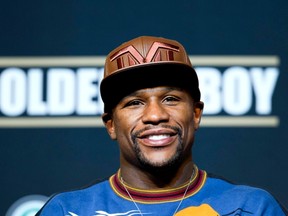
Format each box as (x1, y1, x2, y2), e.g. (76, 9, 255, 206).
(148, 134, 169, 140)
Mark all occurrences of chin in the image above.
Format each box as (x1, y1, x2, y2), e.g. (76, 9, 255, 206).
(139, 153, 183, 173)
(135, 139, 185, 172)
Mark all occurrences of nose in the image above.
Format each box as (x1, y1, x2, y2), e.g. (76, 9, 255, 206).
(142, 101, 169, 124)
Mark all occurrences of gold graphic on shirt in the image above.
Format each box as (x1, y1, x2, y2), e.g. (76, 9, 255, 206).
(175, 204, 219, 216)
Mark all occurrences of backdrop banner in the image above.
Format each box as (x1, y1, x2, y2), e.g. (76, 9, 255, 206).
(1, 1, 287, 215)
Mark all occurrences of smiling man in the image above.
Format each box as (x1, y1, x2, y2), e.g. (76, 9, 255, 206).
(36, 36, 287, 216)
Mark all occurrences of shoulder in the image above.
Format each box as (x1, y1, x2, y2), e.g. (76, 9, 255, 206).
(204, 173, 288, 215)
(36, 177, 110, 216)
(54, 176, 109, 198)
(206, 173, 273, 197)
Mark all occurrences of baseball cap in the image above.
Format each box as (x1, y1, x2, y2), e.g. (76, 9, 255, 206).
(100, 36, 200, 112)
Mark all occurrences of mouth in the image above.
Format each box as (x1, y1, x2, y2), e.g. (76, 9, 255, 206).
(146, 134, 171, 140)
(137, 128, 178, 147)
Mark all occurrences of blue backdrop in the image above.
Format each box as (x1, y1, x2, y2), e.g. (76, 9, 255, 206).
(1, 1, 287, 215)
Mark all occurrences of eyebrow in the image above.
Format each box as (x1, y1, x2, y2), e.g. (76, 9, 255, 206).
(128, 86, 182, 96)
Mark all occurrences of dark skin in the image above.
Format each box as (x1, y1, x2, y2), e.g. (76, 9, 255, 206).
(102, 86, 204, 190)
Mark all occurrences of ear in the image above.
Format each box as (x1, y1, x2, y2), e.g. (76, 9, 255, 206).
(193, 101, 204, 130)
(102, 113, 117, 140)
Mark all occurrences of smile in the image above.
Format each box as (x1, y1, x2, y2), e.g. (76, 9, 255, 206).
(147, 134, 171, 141)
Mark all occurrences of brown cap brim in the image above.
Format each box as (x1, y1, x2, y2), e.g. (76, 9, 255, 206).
(100, 62, 200, 112)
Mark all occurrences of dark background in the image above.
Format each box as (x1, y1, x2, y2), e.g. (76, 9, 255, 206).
(1, 0, 287, 215)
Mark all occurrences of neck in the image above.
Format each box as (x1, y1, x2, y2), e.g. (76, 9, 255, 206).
(120, 159, 195, 189)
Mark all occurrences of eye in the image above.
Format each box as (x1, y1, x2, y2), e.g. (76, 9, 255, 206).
(124, 99, 143, 107)
(163, 95, 180, 104)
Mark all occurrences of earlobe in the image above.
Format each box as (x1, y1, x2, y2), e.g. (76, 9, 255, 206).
(194, 101, 204, 129)
(102, 113, 117, 140)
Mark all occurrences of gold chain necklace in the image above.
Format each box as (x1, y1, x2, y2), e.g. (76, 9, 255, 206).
(120, 166, 196, 216)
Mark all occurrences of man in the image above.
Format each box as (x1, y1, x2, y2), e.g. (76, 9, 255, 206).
(36, 36, 287, 215)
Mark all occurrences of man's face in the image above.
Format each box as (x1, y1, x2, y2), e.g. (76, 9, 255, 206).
(103, 86, 203, 170)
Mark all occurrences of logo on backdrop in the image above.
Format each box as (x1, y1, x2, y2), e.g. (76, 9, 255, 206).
(6, 194, 48, 216)
(0, 56, 280, 127)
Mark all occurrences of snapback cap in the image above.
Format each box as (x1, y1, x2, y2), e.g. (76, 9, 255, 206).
(100, 36, 200, 112)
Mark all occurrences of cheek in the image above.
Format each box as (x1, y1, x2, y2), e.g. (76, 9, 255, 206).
(113, 113, 136, 140)
(174, 108, 196, 141)
(173, 106, 194, 125)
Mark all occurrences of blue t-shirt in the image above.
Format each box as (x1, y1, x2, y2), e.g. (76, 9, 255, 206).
(36, 167, 287, 216)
